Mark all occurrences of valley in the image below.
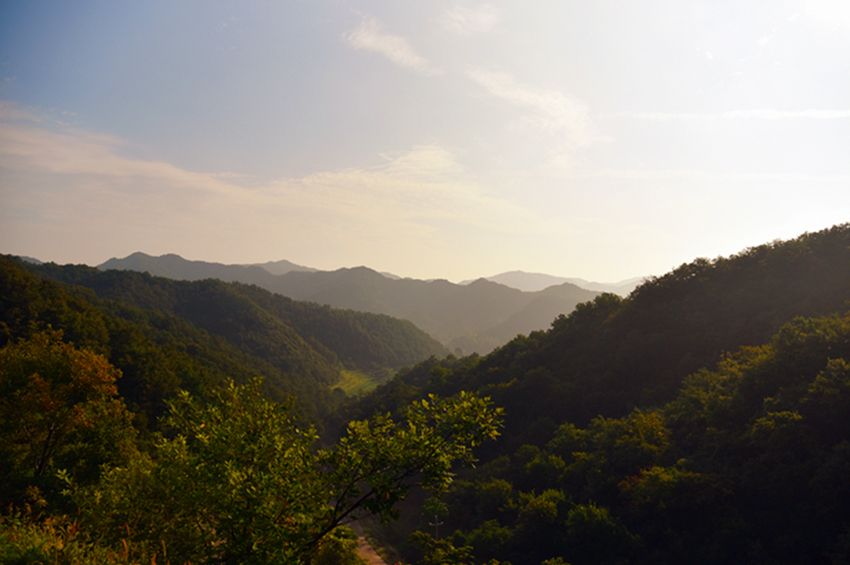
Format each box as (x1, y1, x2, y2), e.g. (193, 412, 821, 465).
(3, 223, 850, 564)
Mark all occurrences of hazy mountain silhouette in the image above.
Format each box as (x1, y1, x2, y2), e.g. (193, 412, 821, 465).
(99, 252, 317, 285)
(99, 254, 600, 353)
(217, 266, 601, 353)
(247, 259, 317, 276)
(462, 270, 643, 295)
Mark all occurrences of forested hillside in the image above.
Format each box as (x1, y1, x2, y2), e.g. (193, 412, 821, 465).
(409, 314, 850, 565)
(2, 257, 446, 428)
(25, 261, 447, 376)
(347, 225, 850, 431)
(1, 257, 292, 423)
(337, 224, 850, 564)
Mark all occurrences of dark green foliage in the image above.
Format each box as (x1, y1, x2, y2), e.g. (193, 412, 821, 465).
(0, 314, 500, 564)
(351, 224, 850, 564)
(3, 256, 448, 429)
(25, 260, 447, 378)
(0, 256, 334, 426)
(0, 256, 110, 351)
(0, 331, 137, 510)
(4, 224, 850, 564)
(411, 314, 850, 564)
(345, 224, 850, 447)
(0, 512, 160, 565)
(373, 225, 850, 434)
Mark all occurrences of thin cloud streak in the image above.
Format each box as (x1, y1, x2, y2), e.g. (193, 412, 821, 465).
(344, 18, 439, 75)
(600, 110, 850, 120)
(440, 4, 502, 35)
(0, 123, 242, 199)
(559, 167, 850, 183)
(467, 69, 600, 145)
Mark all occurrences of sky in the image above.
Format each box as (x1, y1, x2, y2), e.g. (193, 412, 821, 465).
(1, 0, 849, 283)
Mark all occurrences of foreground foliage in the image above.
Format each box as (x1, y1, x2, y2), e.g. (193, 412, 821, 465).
(0, 331, 137, 510)
(67, 381, 500, 564)
(0, 330, 501, 564)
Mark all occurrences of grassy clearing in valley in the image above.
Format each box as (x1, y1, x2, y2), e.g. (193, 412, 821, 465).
(334, 369, 387, 395)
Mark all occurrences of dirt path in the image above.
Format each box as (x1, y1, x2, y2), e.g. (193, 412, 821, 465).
(349, 521, 389, 565)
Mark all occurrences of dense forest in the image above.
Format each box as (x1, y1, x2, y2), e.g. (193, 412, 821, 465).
(2, 223, 850, 564)
(334, 223, 850, 564)
(0, 255, 494, 563)
(3, 258, 447, 425)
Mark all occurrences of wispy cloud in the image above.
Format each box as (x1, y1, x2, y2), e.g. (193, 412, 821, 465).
(800, 0, 850, 28)
(0, 101, 50, 124)
(600, 109, 850, 120)
(264, 145, 533, 233)
(468, 69, 599, 146)
(0, 123, 239, 198)
(722, 109, 850, 119)
(0, 110, 539, 270)
(344, 18, 439, 75)
(555, 166, 850, 183)
(440, 4, 502, 35)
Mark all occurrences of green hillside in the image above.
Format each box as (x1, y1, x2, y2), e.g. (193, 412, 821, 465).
(1, 256, 336, 426)
(338, 223, 850, 564)
(350, 224, 850, 429)
(3, 257, 447, 430)
(0, 284, 497, 565)
(23, 260, 447, 376)
(422, 314, 850, 564)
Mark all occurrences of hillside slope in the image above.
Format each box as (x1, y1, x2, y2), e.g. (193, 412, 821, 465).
(1, 256, 336, 425)
(342, 223, 850, 439)
(25, 262, 447, 376)
(341, 223, 850, 564)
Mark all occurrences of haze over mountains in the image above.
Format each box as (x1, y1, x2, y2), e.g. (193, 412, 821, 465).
(97, 252, 611, 353)
(463, 270, 643, 295)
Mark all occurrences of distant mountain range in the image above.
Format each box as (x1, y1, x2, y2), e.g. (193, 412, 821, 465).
(247, 259, 317, 276)
(461, 270, 643, 295)
(96, 252, 608, 353)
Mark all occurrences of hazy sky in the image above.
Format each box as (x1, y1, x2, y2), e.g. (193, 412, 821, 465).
(1, 1, 848, 282)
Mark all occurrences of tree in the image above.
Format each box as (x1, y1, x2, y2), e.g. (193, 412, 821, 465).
(71, 381, 502, 564)
(0, 330, 135, 506)
(408, 530, 474, 565)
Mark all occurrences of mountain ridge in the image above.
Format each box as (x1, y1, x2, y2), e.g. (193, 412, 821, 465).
(461, 269, 643, 294)
(7, 257, 449, 423)
(97, 253, 602, 353)
(341, 222, 850, 565)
